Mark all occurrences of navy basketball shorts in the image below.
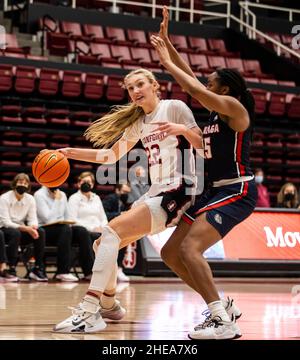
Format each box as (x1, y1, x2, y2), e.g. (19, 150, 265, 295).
(182, 179, 257, 238)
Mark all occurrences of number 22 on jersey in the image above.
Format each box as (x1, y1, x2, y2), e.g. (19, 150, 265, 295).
(145, 144, 162, 166)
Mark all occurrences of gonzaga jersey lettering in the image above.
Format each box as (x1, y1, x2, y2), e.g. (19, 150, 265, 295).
(123, 100, 197, 196)
(203, 112, 253, 183)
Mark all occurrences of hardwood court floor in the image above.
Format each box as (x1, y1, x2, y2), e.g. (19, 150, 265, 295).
(0, 277, 300, 340)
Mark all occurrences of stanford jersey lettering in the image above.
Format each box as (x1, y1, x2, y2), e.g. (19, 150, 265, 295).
(203, 124, 220, 135)
(142, 132, 165, 144)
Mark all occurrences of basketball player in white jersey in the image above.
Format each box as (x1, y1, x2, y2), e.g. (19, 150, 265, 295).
(53, 68, 202, 333)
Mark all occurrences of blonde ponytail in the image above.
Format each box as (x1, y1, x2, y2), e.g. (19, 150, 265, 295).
(84, 103, 144, 148)
(84, 68, 159, 148)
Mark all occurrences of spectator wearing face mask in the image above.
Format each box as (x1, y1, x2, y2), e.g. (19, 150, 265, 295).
(68, 172, 108, 281)
(103, 184, 132, 282)
(0, 173, 47, 281)
(254, 168, 270, 208)
(127, 165, 150, 205)
(34, 186, 78, 282)
(276, 182, 299, 209)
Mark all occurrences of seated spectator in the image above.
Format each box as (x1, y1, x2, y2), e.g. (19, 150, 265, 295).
(34, 186, 78, 282)
(276, 182, 299, 209)
(127, 165, 150, 205)
(68, 171, 108, 281)
(0, 173, 47, 281)
(0, 229, 18, 282)
(254, 168, 270, 208)
(103, 183, 132, 282)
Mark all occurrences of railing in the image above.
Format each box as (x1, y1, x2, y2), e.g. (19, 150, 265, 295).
(231, 14, 300, 60)
(3, 0, 231, 27)
(239, 1, 300, 22)
(238, 1, 300, 60)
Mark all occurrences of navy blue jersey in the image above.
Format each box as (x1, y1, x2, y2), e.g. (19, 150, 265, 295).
(202, 112, 253, 183)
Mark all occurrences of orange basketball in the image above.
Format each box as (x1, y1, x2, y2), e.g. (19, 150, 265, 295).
(32, 150, 70, 187)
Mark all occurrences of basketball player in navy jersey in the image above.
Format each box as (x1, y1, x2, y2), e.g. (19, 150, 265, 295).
(151, 7, 257, 339)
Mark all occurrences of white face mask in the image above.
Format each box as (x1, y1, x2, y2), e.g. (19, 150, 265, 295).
(255, 175, 263, 184)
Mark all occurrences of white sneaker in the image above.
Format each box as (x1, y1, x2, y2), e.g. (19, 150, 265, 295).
(194, 297, 242, 331)
(53, 303, 106, 333)
(100, 300, 126, 320)
(223, 296, 242, 321)
(189, 316, 241, 340)
(56, 273, 79, 282)
(117, 268, 130, 282)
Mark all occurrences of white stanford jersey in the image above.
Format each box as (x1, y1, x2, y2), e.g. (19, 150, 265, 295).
(123, 100, 197, 196)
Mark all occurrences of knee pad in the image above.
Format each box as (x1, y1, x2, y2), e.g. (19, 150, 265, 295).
(90, 226, 121, 292)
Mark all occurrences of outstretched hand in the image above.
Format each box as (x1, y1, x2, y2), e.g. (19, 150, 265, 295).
(153, 122, 187, 139)
(159, 6, 169, 40)
(150, 35, 171, 67)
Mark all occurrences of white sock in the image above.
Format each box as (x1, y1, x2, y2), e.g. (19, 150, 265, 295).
(82, 294, 100, 314)
(208, 300, 230, 322)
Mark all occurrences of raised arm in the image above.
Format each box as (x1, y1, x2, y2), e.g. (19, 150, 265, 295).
(159, 6, 197, 80)
(151, 36, 250, 132)
(56, 138, 138, 164)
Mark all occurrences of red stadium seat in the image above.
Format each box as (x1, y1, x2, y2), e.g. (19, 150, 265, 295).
(268, 92, 286, 117)
(39, 68, 60, 96)
(127, 29, 152, 48)
(0, 65, 13, 93)
(46, 32, 70, 56)
(1, 131, 23, 147)
(46, 109, 71, 125)
(106, 75, 126, 102)
(24, 133, 47, 148)
(170, 83, 189, 103)
(23, 107, 47, 125)
(105, 27, 132, 46)
(188, 37, 213, 55)
(189, 54, 211, 73)
(49, 134, 71, 148)
(287, 96, 300, 119)
(3, 33, 31, 55)
(82, 24, 110, 44)
(207, 39, 238, 57)
(70, 111, 94, 127)
(207, 55, 226, 70)
(130, 47, 160, 68)
(169, 34, 193, 53)
(61, 21, 88, 42)
(84, 73, 105, 100)
(225, 58, 244, 74)
(0, 105, 22, 124)
(15, 66, 36, 94)
(110, 45, 137, 66)
(250, 88, 268, 115)
(61, 70, 82, 98)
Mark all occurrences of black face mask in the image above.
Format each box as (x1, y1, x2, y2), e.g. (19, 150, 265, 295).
(15, 185, 28, 195)
(80, 182, 91, 193)
(120, 193, 128, 204)
(284, 193, 294, 202)
(49, 187, 59, 193)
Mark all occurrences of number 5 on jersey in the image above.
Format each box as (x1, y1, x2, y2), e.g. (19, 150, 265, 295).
(204, 137, 212, 159)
